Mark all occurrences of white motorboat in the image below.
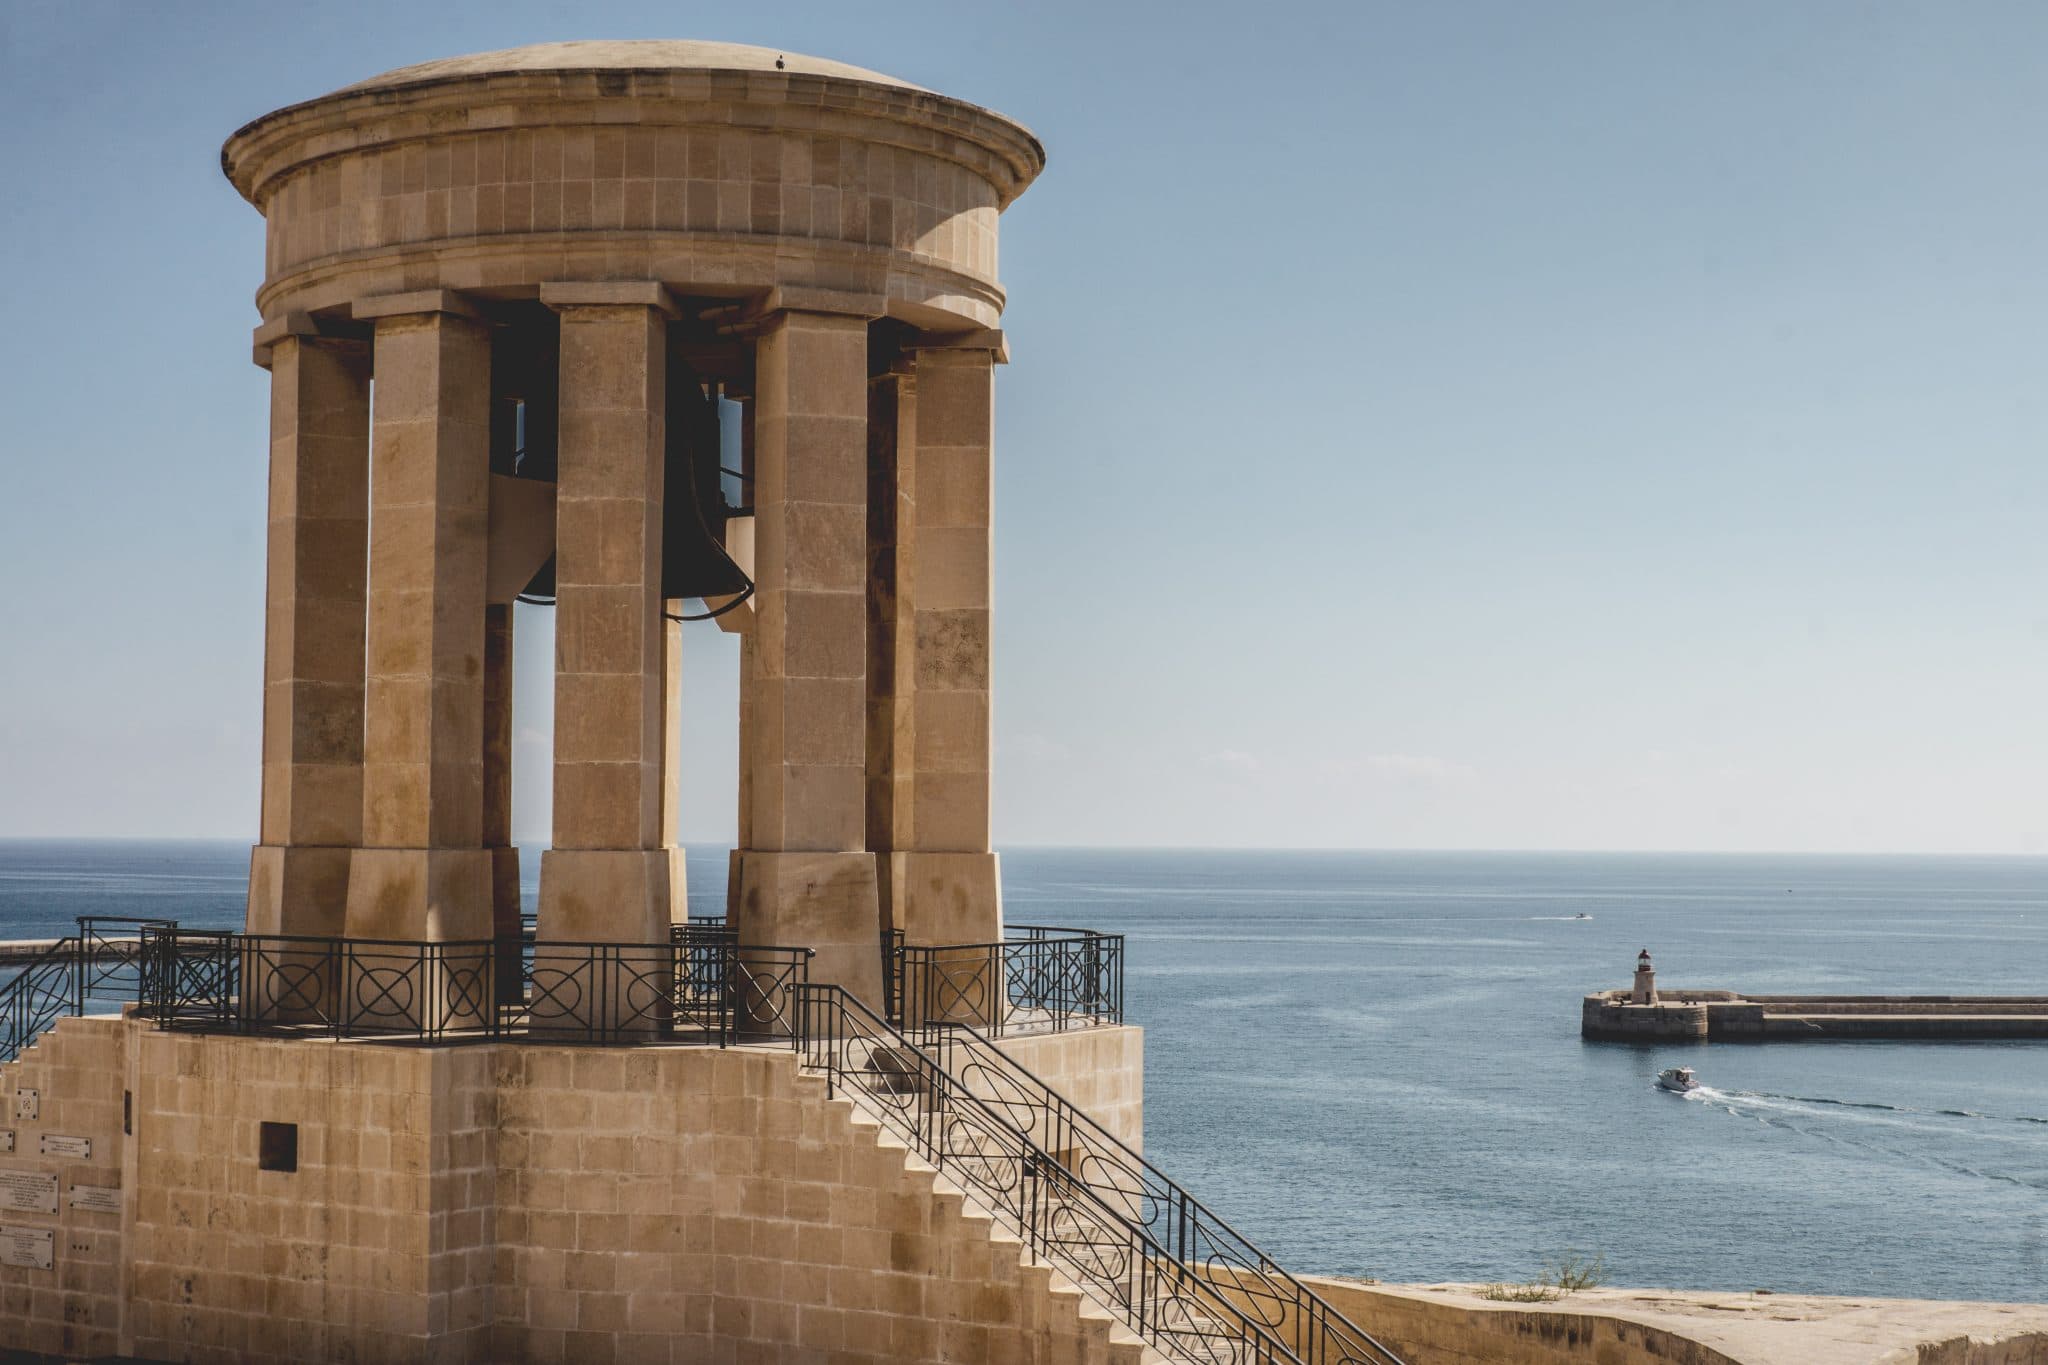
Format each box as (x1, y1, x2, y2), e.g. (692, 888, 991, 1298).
(1657, 1066, 1700, 1093)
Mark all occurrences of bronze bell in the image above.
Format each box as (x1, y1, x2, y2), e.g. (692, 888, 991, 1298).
(496, 320, 749, 606)
(660, 347, 751, 602)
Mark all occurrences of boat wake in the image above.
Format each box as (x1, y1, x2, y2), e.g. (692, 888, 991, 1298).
(1681, 1086, 2048, 1189)
(1691, 1087, 2048, 1128)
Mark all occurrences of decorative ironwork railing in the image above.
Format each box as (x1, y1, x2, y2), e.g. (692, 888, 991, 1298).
(1, 917, 177, 1063)
(78, 916, 176, 1003)
(671, 918, 735, 947)
(796, 984, 1320, 1365)
(2, 938, 80, 1065)
(137, 927, 811, 1046)
(923, 1024, 1404, 1365)
(516, 913, 731, 943)
(886, 923, 1123, 1036)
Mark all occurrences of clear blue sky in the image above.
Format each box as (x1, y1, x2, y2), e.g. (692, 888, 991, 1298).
(3, 1, 2044, 853)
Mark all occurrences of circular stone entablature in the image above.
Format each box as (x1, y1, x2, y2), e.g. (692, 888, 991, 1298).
(221, 40, 1044, 331)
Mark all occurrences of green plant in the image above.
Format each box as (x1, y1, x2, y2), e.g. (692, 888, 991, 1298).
(1477, 1281, 1562, 1303)
(1543, 1249, 1605, 1292)
(1476, 1249, 1606, 1303)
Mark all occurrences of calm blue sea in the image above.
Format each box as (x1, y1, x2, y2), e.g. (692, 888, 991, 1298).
(3, 841, 2042, 1303)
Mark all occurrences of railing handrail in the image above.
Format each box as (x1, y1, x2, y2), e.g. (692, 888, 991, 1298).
(143, 928, 794, 954)
(932, 1020, 1404, 1365)
(1004, 922, 1107, 940)
(896, 925, 1120, 954)
(886, 925, 1124, 1037)
(796, 983, 1310, 1365)
(1, 935, 85, 1064)
(136, 925, 814, 1047)
(1, 934, 81, 975)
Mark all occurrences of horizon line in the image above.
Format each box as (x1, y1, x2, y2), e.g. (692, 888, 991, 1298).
(0, 835, 2042, 860)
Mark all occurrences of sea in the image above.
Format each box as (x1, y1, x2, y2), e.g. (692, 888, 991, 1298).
(2, 840, 2042, 1304)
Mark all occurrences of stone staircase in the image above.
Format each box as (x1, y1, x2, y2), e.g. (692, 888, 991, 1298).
(841, 1099, 1165, 1365)
(795, 983, 1403, 1365)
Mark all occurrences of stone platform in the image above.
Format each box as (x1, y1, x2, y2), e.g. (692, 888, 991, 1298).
(0, 1012, 1147, 1364)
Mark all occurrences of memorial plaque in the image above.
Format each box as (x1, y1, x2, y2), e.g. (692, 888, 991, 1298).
(0, 1224, 55, 1271)
(69, 1184, 121, 1215)
(0, 1170, 59, 1215)
(0, 1130, 12, 1154)
(13, 1089, 36, 1121)
(39, 1135, 90, 1160)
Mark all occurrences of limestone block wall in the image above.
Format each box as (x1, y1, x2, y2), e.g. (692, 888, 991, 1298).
(0, 1015, 130, 1360)
(125, 1030, 499, 1363)
(2, 1021, 1154, 1365)
(487, 1045, 1148, 1365)
(993, 1025, 1145, 1154)
(1290, 1278, 1742, 1365)
(259, 122, 1001, 294)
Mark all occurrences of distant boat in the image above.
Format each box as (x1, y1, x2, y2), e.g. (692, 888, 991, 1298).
(1658, 1067, 1700, 1093)
(1573, 913, 1592, 921)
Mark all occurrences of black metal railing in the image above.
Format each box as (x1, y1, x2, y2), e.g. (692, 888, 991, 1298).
(886, 923, 1123, 1036)
(78, 916, 176, 1003)
(139, 927, 810, 1046)
(2, 938, 80, 1065)
(671, 918, 735, 947)
(516, 914, 731, 944)
(796, 983, 1308, 1365)
(1, 917, 177, 1063)
(924, 1024, 1404, 1365)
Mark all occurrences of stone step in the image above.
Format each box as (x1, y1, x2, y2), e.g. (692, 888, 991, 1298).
(812, 1062, 1219, 1365)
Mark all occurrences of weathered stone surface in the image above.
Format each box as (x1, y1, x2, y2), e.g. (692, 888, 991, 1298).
(0, 1021, 1152, 1365)
(1289, 1276, 2048, 1365)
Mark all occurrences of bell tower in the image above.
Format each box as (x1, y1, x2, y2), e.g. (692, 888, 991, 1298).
(226, 41, 1044, 995)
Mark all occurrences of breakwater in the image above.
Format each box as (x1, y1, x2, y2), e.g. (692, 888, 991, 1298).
(1582, 989, 2048, 1042)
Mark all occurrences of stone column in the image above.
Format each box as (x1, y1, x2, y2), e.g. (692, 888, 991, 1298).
(247, 331, 370, 939)
(482, 602, 519, 939)
(865, 365, 917, 926)
(661, 603, 687, 926)
(330, 293, 496, 1033)
(895, 342, 1003, 947)
(729, 398, 756, 919)
(535, 283, 675, 948)
(345, 293, 495, 952)
(734, 308, 883, 1002)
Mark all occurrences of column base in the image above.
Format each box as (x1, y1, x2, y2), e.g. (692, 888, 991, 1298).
(533, 850, 673, 1038)
(885, 853, 1005, 1028)
(246, 845, 354, 1025)
(246, 844, 352, 937)
(344, 848, 495, 940)
(536, 849, 672, 944)
(341, 848, 495, 1032)
(733, 851, 883, 1005)
(887, 851, 1003, 945)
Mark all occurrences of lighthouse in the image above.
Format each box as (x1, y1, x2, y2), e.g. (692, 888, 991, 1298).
(1632, 948, 1659, 1005)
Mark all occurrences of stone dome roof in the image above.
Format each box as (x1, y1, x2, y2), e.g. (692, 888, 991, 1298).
(223, 38, 1041, 214)
(336, 40, 925, 96)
